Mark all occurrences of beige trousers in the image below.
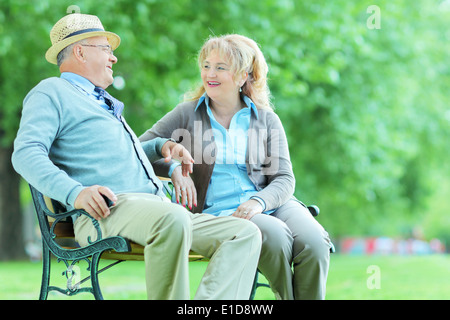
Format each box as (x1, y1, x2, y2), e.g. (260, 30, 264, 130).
(74, 193, 261, 300)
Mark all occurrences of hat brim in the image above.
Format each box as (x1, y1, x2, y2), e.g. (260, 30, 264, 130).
(45, 31, 120, 65)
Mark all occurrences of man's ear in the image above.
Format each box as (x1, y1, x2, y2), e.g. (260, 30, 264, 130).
(73, 44, 86, 63)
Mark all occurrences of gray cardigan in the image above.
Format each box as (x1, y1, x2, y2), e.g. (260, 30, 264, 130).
(139, 98, 296, 213)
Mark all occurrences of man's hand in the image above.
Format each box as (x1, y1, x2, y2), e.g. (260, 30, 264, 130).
(171, 166, 197, 210)
(74, 185, 117, 221)
(161, 140, 194, 177)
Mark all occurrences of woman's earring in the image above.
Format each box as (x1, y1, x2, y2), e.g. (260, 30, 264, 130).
(239, 87, 242, 93)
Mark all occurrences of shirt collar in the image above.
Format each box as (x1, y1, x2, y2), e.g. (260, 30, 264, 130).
(60, 72, 96, 96)
(194, 93, 259, 119)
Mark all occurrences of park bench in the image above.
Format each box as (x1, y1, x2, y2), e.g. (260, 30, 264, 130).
(29, 179, 332, 300)
(29, 179, 209, 300)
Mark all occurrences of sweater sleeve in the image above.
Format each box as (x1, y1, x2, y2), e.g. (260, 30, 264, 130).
(249, 112, 296, 211)
(11, 89, 84, 207)
(140, 137, 169, 162)
(139, 104, 187, 177)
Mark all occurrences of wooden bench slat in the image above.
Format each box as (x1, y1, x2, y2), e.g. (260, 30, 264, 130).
(54, 225, 206, 262)
(50, 221, 75, 238)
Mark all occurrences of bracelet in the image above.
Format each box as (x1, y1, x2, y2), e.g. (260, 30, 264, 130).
(250, 196, 266, 212)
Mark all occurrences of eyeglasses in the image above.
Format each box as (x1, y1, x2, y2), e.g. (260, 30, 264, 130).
(81, 44, 114, 55)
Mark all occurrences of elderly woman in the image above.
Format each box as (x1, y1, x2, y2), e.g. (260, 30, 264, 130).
(140, 34, 332, 300)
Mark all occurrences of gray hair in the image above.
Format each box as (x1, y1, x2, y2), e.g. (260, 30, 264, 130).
(56, 39, 87, 67)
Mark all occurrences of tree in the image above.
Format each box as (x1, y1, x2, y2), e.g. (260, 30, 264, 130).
(1, 0, 449, 260)
(0, 0, 57, 260)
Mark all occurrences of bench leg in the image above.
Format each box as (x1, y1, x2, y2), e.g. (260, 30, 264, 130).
(39, 244, 51, 300)
(250, 270, 271, 300)
(90, 252, 104, 300)
(249, 271, 258, 300)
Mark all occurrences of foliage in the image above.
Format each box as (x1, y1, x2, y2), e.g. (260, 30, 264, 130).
(1, 0, 449, 238)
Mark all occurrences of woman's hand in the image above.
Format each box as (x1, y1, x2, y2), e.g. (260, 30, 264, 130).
(171, 166, 197, 210)
(232, 199, 263, 220)
(161, 140, 194, 177)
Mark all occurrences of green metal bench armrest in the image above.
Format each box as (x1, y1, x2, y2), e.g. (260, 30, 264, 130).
(29, 184, 130, 259)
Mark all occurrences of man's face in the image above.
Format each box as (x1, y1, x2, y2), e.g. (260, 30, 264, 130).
(80, 36, 117, 89)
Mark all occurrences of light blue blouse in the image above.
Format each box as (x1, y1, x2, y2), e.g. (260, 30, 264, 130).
(196, 94, 272, 216)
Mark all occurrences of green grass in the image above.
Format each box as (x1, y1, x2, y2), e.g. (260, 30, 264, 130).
(326, 254, 450, 299)
(0, 254, 448, 300)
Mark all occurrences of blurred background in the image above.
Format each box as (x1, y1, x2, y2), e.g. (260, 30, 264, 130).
(0, 0, 449, 264)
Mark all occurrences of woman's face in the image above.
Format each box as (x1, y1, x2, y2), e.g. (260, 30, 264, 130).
(201, 50, 242, 103)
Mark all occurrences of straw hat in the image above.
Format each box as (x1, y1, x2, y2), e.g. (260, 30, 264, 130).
(45, 13, 120, 65)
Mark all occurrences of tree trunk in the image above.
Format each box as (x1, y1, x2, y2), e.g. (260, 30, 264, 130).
(0, 144, 26, 260)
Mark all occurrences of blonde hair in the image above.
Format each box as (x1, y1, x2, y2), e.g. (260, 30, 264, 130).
(186, 34, 273, 110)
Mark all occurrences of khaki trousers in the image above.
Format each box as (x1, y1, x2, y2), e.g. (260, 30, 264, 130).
(250, 199, 331, 300)
(74, 193, 261, 300)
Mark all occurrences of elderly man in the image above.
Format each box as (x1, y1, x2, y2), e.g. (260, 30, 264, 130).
(12, 13, 261, 300)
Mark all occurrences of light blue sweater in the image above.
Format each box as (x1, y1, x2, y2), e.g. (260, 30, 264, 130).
(12, 77, 167, 208)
